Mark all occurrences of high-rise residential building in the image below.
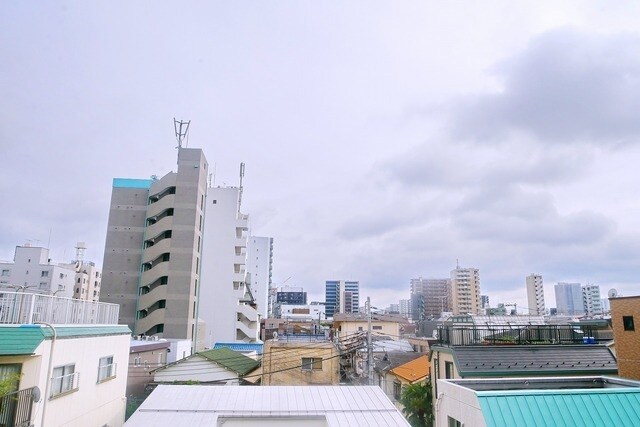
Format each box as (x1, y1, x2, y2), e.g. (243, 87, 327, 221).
(450, 267, 481, 315)
(199, 186, 259, 345)
(410, 277, 452, 320)
(101, 147, 208, 349)
(582, 284, 602, 317)
(324, 280, 359, 318)
(526, 274, 545, 316)
(276, 286, 307, 305)
(58, 242, 102, 302)
(554, 282, 584, 316)
(480, 294, 490, 310)
(246, 236, 274, 320)
(0, 244, 76, 297)
(399, 299, 411, 318)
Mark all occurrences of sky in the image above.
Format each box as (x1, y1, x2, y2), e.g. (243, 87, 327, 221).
(2, 1, 640, 311)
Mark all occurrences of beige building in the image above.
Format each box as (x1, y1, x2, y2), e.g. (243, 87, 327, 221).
(610, 295, 640, 380)
(332, 313, 403, 340)
(450, 266, 481, 315)
(101, 147, 208, 348)
(261, 339, 339, 385)
(526, 273, 545, 316)
(127, 338, 170, 401)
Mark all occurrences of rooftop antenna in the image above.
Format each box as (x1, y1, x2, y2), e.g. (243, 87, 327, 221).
(174, 118, 191, 149)
(456, 258, 460, 269)
(238, 162, 245, 214)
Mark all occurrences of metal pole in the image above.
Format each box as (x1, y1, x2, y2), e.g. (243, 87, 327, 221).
(35, 321, 57, 425)
(367, 297, 373, 385)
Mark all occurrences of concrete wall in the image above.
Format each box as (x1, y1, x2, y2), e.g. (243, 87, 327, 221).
(611, 296, 640, 380)
(262, 340, 339, 386)
(435, 380, 486, 427)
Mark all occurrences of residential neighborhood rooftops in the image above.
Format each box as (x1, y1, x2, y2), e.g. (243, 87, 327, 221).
(198, 347, 260, 376)
(126, 385, 410, 426)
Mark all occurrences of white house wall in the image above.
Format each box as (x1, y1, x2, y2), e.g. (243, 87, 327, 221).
(153, 355, 238, 384)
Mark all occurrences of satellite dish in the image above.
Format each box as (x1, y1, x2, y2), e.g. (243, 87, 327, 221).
(608, 288, 618, 298)
(272, 331, 278, 341)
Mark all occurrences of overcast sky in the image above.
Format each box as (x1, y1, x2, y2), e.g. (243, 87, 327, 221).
(2, 1, 640, 310)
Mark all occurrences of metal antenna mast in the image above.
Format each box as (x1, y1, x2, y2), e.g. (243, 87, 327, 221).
(238, 162, 245, 214)
(174, 118, 191, 148)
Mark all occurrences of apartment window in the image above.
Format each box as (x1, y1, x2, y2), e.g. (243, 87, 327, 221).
(51, 364, 77, 397)
(448, 416, 463, 427)
(59, 273, 64, 279)
(1, 269, 9, 276)
(358, 327, 363, 331)
(77, 277, 81, 283)
(134, 356, 141, 367)
(41, 270, 49, 278)
(39, 282, 48, 289)
(445, 361, 454, 379)
(98, 356, 116, 382)
(372, 326, 383, 330)
(623, 316, 635, 331)
(393, 381, 402, 401)
(301, 357, 322, 371)
(156, 324, 164, 333)
(158, 300, 166, 309)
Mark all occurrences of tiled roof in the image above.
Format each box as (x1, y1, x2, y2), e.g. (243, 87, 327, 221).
(451, 345, 617, 376)
(374, 351, 422, 373)
(478, 388, 640, 427)
(390, 355, 430, 382)
(198, 347, 260, 376)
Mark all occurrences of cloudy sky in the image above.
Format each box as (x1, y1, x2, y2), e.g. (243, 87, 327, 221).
(2, 1, 640, 310)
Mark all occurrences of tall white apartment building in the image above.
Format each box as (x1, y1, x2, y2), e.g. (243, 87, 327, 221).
(246, 236, 273, 320)
(0, 245, 75, 297)
(582, 284, 602, 317)
(399, 299, 411, 318)
(450, 266, 481, 315)
(526, 274, 545, 316)
(554, 282, 584, 316)
(101, 147, 208, 350)
(199, 186, 259, 345)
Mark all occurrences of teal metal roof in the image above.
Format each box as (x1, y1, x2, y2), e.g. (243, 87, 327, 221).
(0, 325, 131, 355)
(113, 178, 153, 189)
(478, 388, 640, 427)
(213, 342, 264, 355)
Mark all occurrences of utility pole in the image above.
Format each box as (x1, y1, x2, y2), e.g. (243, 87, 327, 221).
(367, 296, 373, 385)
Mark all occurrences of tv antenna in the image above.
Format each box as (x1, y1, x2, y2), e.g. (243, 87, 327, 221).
(174, 118, 191, 148)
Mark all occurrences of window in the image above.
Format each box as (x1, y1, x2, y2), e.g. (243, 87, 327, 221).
(445, 361, 454, 379)
(301, 357, 322, 371)
(448, 416, 463, 427)
(98, 356, 116, 382)
(41, 270, 49, 278)
(623, 316, 635, 331)
(393, 381, 402, 401)
(372, 326, 383, 330)
(1, 269, 9, 276)
(134, 356, 141, 367)
(59, 273, 64, 279)
(51, 364, 77, 397)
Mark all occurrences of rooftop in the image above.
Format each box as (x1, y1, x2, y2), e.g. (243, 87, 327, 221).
(437, 324, 606, 346)
(213, 342, 264, 355)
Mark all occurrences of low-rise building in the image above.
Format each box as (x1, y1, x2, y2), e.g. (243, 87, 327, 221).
(127, 337, 170, 403)
(261, 338, 339, 386)
(610, 295, 640, 380)
(374, 352, 428, 408)
(333, 313, 404, 340)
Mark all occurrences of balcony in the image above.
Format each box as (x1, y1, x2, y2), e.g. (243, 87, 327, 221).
(0, 292, 119, 325)
(436, 325, 604, 346)
(0, 386, 38, 426)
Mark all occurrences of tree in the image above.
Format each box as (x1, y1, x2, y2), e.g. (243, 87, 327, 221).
(0, 373, 21, 397)
(400, 379, 434, 427)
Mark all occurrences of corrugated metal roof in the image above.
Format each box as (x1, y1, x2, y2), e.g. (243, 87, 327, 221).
(126, 385, 410, 426)
(213, 342, 264, 355)
(452, 345, 617, 376)
(198, 348, 260, 376)
(478, 388, 640, 427)
(390, 355, 430, 382)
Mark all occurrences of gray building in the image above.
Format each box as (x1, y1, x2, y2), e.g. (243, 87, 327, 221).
(410, 277, 452, 320)
(101, 147, 208, 347)
(554, 282, 584, 316)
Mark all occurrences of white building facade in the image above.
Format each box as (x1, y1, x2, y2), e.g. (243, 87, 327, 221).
(526, 273, 545, 316)
(555, 282, 584, 316)
(582, 284, 602, 317)
(246, 236, 273, 320)
(199, 186, 259, 345)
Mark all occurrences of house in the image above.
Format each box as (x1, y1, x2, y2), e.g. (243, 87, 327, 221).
(429, 323, 618, 401)
(126, 385, 410, 426)
(152, 347, 260, 385)
(0, 291, 129, 427)
(374, 352, 428, 408)
(610, 295, 640, 380)
(212, 342, 263, 359)
(261, 338, 339, 385)
(127, 337, 170, 403)
(333, 313, 404, 340)
(436, 376, 640, 427)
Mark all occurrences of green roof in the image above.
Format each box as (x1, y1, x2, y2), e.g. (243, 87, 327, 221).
(0, 325, 131, 355)
(197, 347, 260, 376)
(478, 388, 640, 427)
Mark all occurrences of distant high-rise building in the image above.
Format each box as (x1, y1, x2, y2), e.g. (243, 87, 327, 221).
(246, 236, 273, 319)
(451, 266, 481, 315)
(276, 286, 307, 305)
(200, 186, 259, 345)
(526, 274, 545, 316)
(582, 284, 602, 317)
(480, 294, 490, 310)
(399, 299, 411, 318)
(324, 280, 359, 318)
(554, 282, 584, 316)
(101, 147, 208, 350)
(410, 277, 451, 320)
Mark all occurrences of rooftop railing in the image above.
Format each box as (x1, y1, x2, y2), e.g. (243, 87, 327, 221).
(0, 292, 119, 325)
(436, 324, 604, 346)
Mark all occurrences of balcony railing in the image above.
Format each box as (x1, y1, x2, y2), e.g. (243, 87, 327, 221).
(436, 324, 603, 346)
(0, 292, 119, 325)
(0, 387, 37, 427)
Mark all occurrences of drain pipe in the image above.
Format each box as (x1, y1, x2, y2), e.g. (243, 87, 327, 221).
(35, 321, 56, 426)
